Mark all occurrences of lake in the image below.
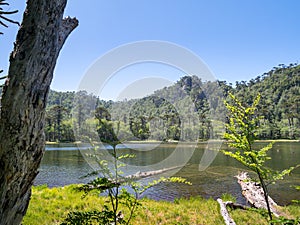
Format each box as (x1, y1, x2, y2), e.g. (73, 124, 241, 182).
(34, 141, 300, 205)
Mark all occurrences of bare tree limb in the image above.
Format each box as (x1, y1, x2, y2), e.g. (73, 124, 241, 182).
(217, 198, 237, 225)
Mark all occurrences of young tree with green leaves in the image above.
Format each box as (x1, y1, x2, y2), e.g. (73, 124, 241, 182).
(222, 93, 298, 223)
(62, 109, 191, 225)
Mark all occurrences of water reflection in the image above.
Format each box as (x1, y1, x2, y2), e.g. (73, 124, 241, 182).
(35, 150, 93, 186)
(34, 142, 300, 205)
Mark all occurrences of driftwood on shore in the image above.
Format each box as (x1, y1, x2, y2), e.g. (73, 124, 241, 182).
(217, 198, 251, 224)
(235, 172, 282, 217)
(218, 172, 286, 224)
(217, 199, 237, 225)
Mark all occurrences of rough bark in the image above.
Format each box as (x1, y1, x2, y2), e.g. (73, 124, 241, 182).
(0, 1, 78, 224)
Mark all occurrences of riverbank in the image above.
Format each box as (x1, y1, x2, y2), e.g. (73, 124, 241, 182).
(23, 185, 300, 225)
(255, 139, 300, 143)
(46, 139, 300, 146)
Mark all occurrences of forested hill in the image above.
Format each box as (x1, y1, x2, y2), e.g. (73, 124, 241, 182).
(45, 63, 300, 142)
(226, 63, 300, 139)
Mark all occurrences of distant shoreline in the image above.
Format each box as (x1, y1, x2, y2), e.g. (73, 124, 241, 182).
(45, 139, 300, 145)
(254, 139, 300, 143)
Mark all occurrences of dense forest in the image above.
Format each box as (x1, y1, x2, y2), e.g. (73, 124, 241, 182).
(45, 63, 300, 142)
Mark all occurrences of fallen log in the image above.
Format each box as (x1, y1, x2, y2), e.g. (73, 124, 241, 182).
(217, 198, 236, 225)
(224, 201, 250, 210)
(235, 172, 282, 217)
(217, 198, 251, 225)
(80, 166, 183, 191)
(125, 165, 182, 180)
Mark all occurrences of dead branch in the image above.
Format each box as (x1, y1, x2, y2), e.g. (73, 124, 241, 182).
(217, 198, 236, 225)
(235, 172, 282, 217)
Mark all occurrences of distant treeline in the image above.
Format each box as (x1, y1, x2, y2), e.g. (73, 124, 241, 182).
(45, 63, 300, 142)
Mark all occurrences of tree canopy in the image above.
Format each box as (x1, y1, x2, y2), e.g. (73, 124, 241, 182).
(45, 63, 300, 143)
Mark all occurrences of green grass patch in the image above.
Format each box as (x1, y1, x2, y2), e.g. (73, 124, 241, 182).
(23, 185, 300, 225)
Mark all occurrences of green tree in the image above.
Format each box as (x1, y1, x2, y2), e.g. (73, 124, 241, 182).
(45, 105, 66, 141)
(222, 93, 298, 223)
(63, 111, 191, 225)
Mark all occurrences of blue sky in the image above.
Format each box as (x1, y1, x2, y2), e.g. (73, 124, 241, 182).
(1, 1, 300, 99)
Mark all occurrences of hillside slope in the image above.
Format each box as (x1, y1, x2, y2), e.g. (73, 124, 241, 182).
(45, 64, 300, 142)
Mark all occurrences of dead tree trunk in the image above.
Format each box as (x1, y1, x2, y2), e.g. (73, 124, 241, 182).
(0, 1, 78, 224)
(236, 172, 282, 217)
(217, 198, 236, 225)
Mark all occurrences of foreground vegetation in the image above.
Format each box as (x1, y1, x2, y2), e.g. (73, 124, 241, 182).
(23, 185, 300, 225)
(222, 93, 299, 223)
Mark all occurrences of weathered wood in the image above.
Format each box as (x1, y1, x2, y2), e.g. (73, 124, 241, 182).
(217, 198, 236, 225)
(83, 166, 183, 190)
(225, 201, 250, 211)
(0, 1, 78, 224)
(125, 166, 182, 180)
(236, 172, 282, 217)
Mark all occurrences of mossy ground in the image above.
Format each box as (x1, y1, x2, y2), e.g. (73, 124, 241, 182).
(23, 185, 300, 225)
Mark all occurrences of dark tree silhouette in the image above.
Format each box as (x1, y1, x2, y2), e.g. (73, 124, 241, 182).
(0, 1, 78, 224)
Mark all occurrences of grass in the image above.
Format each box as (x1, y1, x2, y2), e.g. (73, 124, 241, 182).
(23, 185, 300, 225)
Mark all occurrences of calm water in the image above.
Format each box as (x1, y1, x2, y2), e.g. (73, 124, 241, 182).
(34, 142, 300, 205)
